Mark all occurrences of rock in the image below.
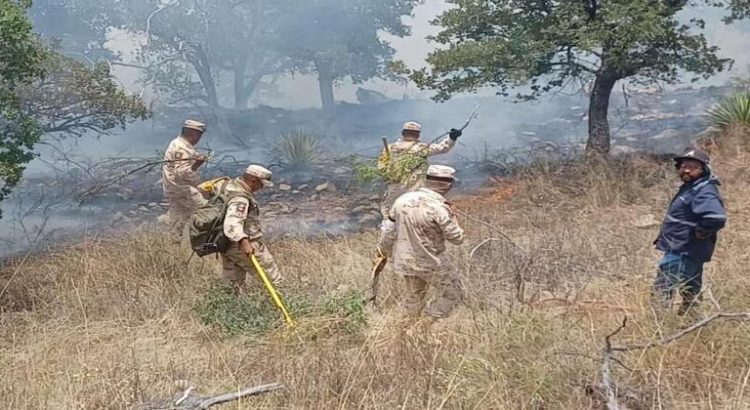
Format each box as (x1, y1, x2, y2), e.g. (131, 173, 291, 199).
(369, 194, 381, 201)
(334, 207, 346, 212)
(138, 206, 149, 212)
(633, 214, 660, 229)
(297, 184, 309, 190)
(356, 87, 393, 105)
(156, 213, 169, 225)
(315, 182, 336, 192)
(292, 190, 300, 194)
(652, 128, 682, 141)
(358, 214, 380, 226)
(334, 167, 349, 174)
(351, 205, 369, 215)
(278, 184, 292, 191)
(148, 202, 158, 207)
(266, 202, 291, 214)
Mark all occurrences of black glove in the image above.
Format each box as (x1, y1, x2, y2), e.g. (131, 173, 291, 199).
(449, 128, 462, 140)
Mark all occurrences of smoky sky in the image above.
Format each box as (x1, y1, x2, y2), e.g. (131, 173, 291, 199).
(99, 1, 750, 110)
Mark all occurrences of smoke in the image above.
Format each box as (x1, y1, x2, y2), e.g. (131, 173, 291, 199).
(3, 0, 749, 258)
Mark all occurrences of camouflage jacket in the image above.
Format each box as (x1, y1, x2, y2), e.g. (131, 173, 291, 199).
(381, 187, 464, 275)
(221, 178, 263, 243)
(162, 135, 201, 197)
(378, 136, 455, 187)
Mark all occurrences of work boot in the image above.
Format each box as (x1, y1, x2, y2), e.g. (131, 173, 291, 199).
(677, 295, 702, 321)
(650, 291, 674, 322)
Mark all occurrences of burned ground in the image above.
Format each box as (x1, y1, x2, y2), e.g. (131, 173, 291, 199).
(2, 130, 749, 409)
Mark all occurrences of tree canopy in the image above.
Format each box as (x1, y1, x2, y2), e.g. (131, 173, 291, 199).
(0, 0, 49, 215)
(277, 0, 419, 116)
(1, 0, 149, 217)
(122, 0, 290, 109)
(30, 0, 420, 113)
(19, 51, 149, 137)
(412, 0, 750, 154)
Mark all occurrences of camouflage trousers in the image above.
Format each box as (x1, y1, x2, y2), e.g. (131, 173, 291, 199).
(378, 183, 408, 255)
(401, 266, 462, 319)
(220, 242, 282, 291)
(166, 187, 206, 242)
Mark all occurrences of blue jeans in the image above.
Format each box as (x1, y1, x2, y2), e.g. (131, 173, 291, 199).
(653, 253, 704, 313)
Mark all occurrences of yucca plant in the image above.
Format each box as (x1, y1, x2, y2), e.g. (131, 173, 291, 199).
(272, 130, 323, 172)
(707, 93, 750, 130)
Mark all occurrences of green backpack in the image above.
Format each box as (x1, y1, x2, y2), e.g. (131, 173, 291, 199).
(188, 183, 251, 257)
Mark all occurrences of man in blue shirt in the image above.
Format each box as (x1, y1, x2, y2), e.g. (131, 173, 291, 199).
(653, 148, 727, 316)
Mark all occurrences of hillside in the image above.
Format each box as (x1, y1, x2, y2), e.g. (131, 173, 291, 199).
(2, 135, 750, 409)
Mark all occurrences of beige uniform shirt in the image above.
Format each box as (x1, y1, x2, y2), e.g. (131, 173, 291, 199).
(382, 187, 464, 276)
(162, 136, 201, 197)
(222, 178, 263, 243)
(383, 136, 455, 186)
(387, 136, 455, 158)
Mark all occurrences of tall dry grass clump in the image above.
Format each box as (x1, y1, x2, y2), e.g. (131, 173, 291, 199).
(2, 142, 750, 408)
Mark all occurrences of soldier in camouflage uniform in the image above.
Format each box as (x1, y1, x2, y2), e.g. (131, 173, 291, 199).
(379, 165, 465, 319)
(378, 121, 461, 219)
(218, 165, 282, 290)
(162, 120, 209, 242)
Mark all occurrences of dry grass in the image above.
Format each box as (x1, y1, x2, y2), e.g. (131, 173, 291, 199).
(2, 143, 750, 409)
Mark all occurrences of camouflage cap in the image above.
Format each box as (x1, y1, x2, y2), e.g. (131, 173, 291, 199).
(183, 119, 206, 133)
(426, 164, 458, 181)
(402, 121, 422, 132)
(245, 164, 274, 187)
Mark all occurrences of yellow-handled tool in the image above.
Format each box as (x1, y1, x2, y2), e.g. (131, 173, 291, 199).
(197, 176, 229, 193)
(250, 255, 295, 328)
(366, 249, 388, 304)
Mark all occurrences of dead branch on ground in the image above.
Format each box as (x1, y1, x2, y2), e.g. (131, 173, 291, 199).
(137, 382, 283, 410)
(594, 298, 750, 410)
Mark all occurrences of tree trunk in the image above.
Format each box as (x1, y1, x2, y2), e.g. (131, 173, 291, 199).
(586, 73, 618, 155)
(314, 58, 335, 119)
(233, 57, 249, 109)
(184, 43, 219, 108)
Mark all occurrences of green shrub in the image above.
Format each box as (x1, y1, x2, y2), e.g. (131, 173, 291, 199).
(322, 289, 368, 334)
(353, 151, 428, 185)
(193, 283, 312, 336)
(272, 130, 322, 171)
(707, 93, 750, 130)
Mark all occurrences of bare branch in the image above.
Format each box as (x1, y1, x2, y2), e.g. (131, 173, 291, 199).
(137, 382, 283, 410)
(454, 209, 529, 256)
(469, 238, 502, 261)
(611, 312, 750, 352)
(595, 300, 750, 410)
(600, 317, 628, 410)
